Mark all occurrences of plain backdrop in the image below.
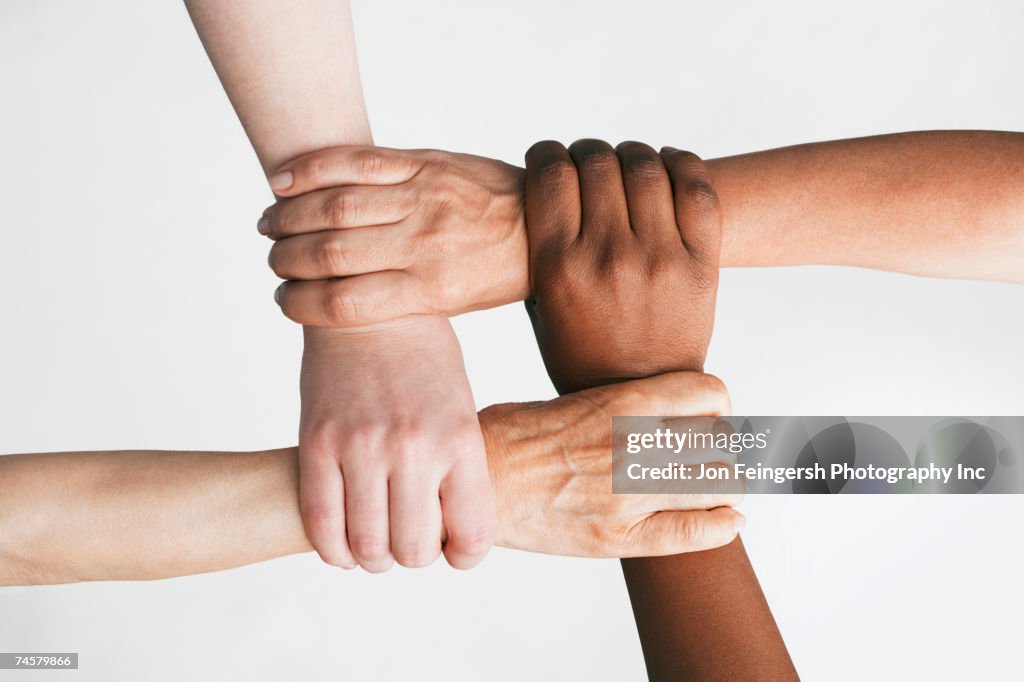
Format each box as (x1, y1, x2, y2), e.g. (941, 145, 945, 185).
(1, 1, 1023, 680)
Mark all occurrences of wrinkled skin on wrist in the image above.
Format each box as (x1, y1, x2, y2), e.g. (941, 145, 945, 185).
(523, 139, 722, 394)
(482, 372, 742, 557)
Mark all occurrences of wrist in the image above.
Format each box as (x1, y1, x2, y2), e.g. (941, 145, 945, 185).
(302, 314, 454, 355)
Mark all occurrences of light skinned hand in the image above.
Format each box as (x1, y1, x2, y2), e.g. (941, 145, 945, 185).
(261, 146, 527, 327)
(297, 319, 495, 573)
(485, 371, 744, 557)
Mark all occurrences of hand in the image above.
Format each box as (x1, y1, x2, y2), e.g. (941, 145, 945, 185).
(298, 319, 495, 572)
(261, 146, 528, 326)
(485, 372, 743, 557)
(523, 139, 722, 393)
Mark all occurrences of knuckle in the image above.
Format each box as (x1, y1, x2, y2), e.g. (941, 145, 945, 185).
(327, 189, 358, 227)
(450, 526, 494, 557)
(279, 298, 304, 324)
(301, 428, 337, 457)
(267, 243, 286, 277)
(394, 543, 439, 568)
(525, 140, 567, 168)
(270, 205, 288, 235)
(595, 245, 642, 278)
(422, 153, 450, 179)
(682, 177, 720, 209)
(353, 149, 386, 179)
(675, 514, 704, 547)
(322, 289, 361, 326)
(301, 505, 340, 535)
(536, 156, 577, 191)
(343, 423, 387, 455)
(349, 534, 391, 562)
(390, 420, 432, 455)
(697, 373, 730, 411)
(316, 238, 347, 275)
(571, 139, 618, 172)
(610, 384, 653, 416)
(624, 155, 666, 184)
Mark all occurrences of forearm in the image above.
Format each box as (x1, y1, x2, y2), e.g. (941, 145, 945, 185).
(712, 130, 1024, 282)
(0, 449, 309, 585)
(184, 0, 371, 172)
(0, 372, 739, 585)
(185, 0, 409, 353)
(515, 140, 796, 679)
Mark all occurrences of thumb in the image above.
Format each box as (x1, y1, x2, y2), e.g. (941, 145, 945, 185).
(588, 371, 731, 417)
(622, 507, 744, 557)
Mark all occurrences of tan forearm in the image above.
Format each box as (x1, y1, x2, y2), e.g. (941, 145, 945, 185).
(711, 130, 1024, 282)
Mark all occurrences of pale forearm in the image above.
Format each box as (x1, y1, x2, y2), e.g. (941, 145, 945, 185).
(711, 130, 1024, 282)
(184, 0, 372, 171)
(185, 0, 386, 358)
(0, 373, 743, 586)
(0, 449, 309, 585)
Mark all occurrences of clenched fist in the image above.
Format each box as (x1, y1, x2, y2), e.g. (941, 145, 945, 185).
(523, 139, 722, 393)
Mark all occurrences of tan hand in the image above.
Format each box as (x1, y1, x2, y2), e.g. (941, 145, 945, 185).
(485, 372, 743, 557)
(262, 146, 528, 326)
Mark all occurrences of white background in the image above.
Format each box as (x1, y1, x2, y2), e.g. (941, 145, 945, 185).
(2, 1, 1023, 680)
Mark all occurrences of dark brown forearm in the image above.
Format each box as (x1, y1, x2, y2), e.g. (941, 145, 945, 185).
(622, 541, 795, 681)
(521, 139, 798, 679)
(564, 372, 796, 680)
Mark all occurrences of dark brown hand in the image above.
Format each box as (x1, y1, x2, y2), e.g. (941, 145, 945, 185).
(524, 138, 797, 681)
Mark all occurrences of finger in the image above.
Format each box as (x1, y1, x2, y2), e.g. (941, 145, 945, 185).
(586, 371, 731, 417)
(268, 146, 426, 197)
(264, 185, 419, 239)
(658, 488, 747, 511)
(524, 140, 582, 256)
(615, 141, 676, 244)
(268, 225, 415, 280)
(389, 472, 443, 568)
(567, 138, 630, 242)
(276, 271, 431, 328)
(620, 507, 745, 557)
(345, 468, 394, 573)
(660, 147, 723, 265)
(298, 448, 356, 569)
(440, 459, 496, 570)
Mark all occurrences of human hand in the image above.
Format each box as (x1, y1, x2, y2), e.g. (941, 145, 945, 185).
(297, 319, 495, 572)
(484, 371, 743, 557)
(261, 146, 528, 326)
(523, 139, 722, 393)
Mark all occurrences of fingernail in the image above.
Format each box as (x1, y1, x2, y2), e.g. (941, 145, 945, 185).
(269, 170, 293, 192)
(733, 514, 746, 533)
(257, 216, 271, 235)
(274, 283, 284, 305)
(660, 146, 678, 153)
